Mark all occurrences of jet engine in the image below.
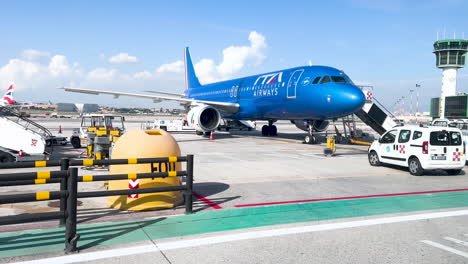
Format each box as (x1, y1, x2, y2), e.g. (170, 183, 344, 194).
(291, 120, 330, 132)
(187, 105, 221, 132)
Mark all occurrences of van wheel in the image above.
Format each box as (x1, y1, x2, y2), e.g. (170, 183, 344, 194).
(446, 169, 462, 175)
(408, 158, 424, 176)
(368, 151, 380, 166)
(0, 152, 15, 163)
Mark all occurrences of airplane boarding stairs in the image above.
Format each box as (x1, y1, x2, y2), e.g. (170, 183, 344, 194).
(354, 97, 398, 135)
(0, 106, 64, 160)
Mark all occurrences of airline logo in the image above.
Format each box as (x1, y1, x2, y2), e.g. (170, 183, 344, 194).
(2, 83, 15, 105)
(254, 72, 283, 86)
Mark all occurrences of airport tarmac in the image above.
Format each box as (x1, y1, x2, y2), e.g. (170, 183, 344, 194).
(1, 119, 468, 263)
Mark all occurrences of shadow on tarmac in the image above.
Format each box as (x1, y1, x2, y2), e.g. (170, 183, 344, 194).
(383, 164, 467, 176)
(0, 217, 165, 252)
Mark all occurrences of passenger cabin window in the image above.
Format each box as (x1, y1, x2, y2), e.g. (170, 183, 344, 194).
(312, 77, 321, 84)
(320, 76, 330, 84)
(398, 130, 411, 143)
(331, 76, 347, 83)
(380, 130, 397, 144)
(430, 131, 462, 146)
(412, 131, 423, 140)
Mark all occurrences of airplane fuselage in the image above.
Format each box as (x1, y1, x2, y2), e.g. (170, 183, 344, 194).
(186, 65, 365, 121)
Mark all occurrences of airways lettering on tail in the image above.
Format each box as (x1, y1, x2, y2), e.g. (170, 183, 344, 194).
(1, 83, 15, 106)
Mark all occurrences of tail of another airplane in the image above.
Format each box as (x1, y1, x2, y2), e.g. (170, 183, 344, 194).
(184, 47, 201, 90)
(2, 83, 15, 105)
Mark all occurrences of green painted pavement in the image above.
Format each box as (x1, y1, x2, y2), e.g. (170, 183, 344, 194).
(1, 190, 468, 259)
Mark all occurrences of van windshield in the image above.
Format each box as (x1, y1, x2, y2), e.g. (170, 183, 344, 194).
(430, 131, 462, 146)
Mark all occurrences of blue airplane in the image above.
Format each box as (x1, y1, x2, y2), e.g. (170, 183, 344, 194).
(64, 48, 365, 144)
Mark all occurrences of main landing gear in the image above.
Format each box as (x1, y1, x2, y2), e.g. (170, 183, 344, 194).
(304, 122, 318, 144)
(261, 120, 277, 136)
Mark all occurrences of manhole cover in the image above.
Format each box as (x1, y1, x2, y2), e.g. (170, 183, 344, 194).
(48, 200, 83, 208)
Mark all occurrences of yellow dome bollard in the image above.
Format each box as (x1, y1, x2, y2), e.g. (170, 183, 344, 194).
(106, 129, 183, 211)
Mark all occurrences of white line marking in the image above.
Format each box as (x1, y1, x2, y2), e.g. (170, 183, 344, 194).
(12, 209, 468, 264)
(444, 237, 468, 247)
(421, 240, 468, 259)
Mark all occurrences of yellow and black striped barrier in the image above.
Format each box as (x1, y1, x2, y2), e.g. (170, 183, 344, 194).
(0, 171, 67, 182)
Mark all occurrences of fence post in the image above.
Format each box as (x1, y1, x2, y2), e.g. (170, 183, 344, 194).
(59, 159, 69, 226)
(185, 154, 194, 214)
(65, 167, 79, 253)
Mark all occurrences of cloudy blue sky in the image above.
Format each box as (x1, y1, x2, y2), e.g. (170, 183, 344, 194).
(1, 0, 468, 112)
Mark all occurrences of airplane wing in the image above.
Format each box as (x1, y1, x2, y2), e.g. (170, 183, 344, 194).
(61, 87, 240, 113)
(143, 90, 185, 97)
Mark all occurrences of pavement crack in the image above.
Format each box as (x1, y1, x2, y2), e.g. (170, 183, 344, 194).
(139, 223, 172, 264)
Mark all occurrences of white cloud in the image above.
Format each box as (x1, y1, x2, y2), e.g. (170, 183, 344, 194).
(49, 55, 71, 76)
(21, 49, 50, 62)
(87, 68, 117, 81)
(109, 53, 139, 64)
(155, 31, 267, 84)
(156, 60, 184, 73)
(133, 71, 152, 79)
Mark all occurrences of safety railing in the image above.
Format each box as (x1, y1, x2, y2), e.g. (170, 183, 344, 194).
(0, 155, 194, 253)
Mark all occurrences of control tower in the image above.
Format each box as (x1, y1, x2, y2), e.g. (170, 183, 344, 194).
(433, 39, 468, 118)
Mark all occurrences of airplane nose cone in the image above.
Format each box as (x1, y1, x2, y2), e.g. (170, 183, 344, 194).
(347, 86, 366, 112)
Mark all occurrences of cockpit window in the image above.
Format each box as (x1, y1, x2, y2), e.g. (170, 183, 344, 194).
(320, 76, 330, 84)
(312, 77, 321, 84)
(331, 76, 347, 83)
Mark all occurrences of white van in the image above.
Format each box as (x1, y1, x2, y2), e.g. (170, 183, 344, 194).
(368, 125, 465, 175)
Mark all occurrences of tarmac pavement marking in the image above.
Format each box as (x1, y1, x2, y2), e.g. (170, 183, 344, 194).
(12, 209, 468, 264)
(421, 240, 468, 259)
(444, 237, 468, 247)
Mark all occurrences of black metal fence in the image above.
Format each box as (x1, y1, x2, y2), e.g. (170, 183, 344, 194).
(0, 155, 194, 253)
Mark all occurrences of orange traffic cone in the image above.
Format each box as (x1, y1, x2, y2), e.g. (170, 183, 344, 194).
(210, 131, 214, 140)
(58, 125, 62, 134)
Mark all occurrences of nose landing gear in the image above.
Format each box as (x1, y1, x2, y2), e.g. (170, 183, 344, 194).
(261, 120, 278, 136)
(304, 122, 318, 144)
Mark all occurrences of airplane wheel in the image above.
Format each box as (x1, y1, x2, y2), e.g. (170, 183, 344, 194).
(304, 135, 316, 144)
(269, 125, 277, 136)
(261, 125, 269, 136)
(196, 131, 204, 136)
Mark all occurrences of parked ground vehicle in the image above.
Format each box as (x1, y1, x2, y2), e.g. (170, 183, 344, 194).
(70, 114, 125, 149)
(217, 120, 256, 131)
(368, 125, 465, 175)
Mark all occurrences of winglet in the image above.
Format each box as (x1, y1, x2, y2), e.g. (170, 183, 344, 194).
(184, 47, 201, 90)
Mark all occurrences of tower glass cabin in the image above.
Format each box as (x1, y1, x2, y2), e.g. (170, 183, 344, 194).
(432, 39, 468, 118)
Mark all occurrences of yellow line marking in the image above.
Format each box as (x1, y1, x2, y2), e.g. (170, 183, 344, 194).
(128, 173, 137, 179)
(128, 158, 138, 164)
(34, 179, 46, 184)
(168, 156, 178, 163)
(35, 161, 47, 167)
(83, 175, 93, 182)
(36, 192, 50, 200)
(37, 171, 51, 179)
(168, 171, 177, 177)
(83, 159, 94, 166)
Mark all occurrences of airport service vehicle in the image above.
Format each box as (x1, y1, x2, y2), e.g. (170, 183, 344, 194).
(70, 114, 125, 161)
(0, 105, 67, 162)
(368, 125, 465, 175)
(218, 120, 256, 131)
(148, 119, 195, 132)
(64, 48, 367, 144)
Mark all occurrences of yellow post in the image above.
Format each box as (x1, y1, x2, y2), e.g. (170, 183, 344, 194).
(106, 129, 183, 211)
(324, 136, 336, 156)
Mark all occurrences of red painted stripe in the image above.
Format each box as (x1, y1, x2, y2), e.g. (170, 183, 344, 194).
(234, 188, 468, 208)
(193, 191, 222, 209)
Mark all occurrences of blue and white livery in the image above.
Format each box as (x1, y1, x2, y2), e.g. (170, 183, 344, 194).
(64, 48, 365, 143)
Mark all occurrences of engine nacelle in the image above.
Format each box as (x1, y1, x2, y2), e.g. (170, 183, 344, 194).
(291, 120, 330, 132)
(187, 105, 221, 132)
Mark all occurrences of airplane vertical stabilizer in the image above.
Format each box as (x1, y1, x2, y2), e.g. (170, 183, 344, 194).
(184, 47, 201, 90)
